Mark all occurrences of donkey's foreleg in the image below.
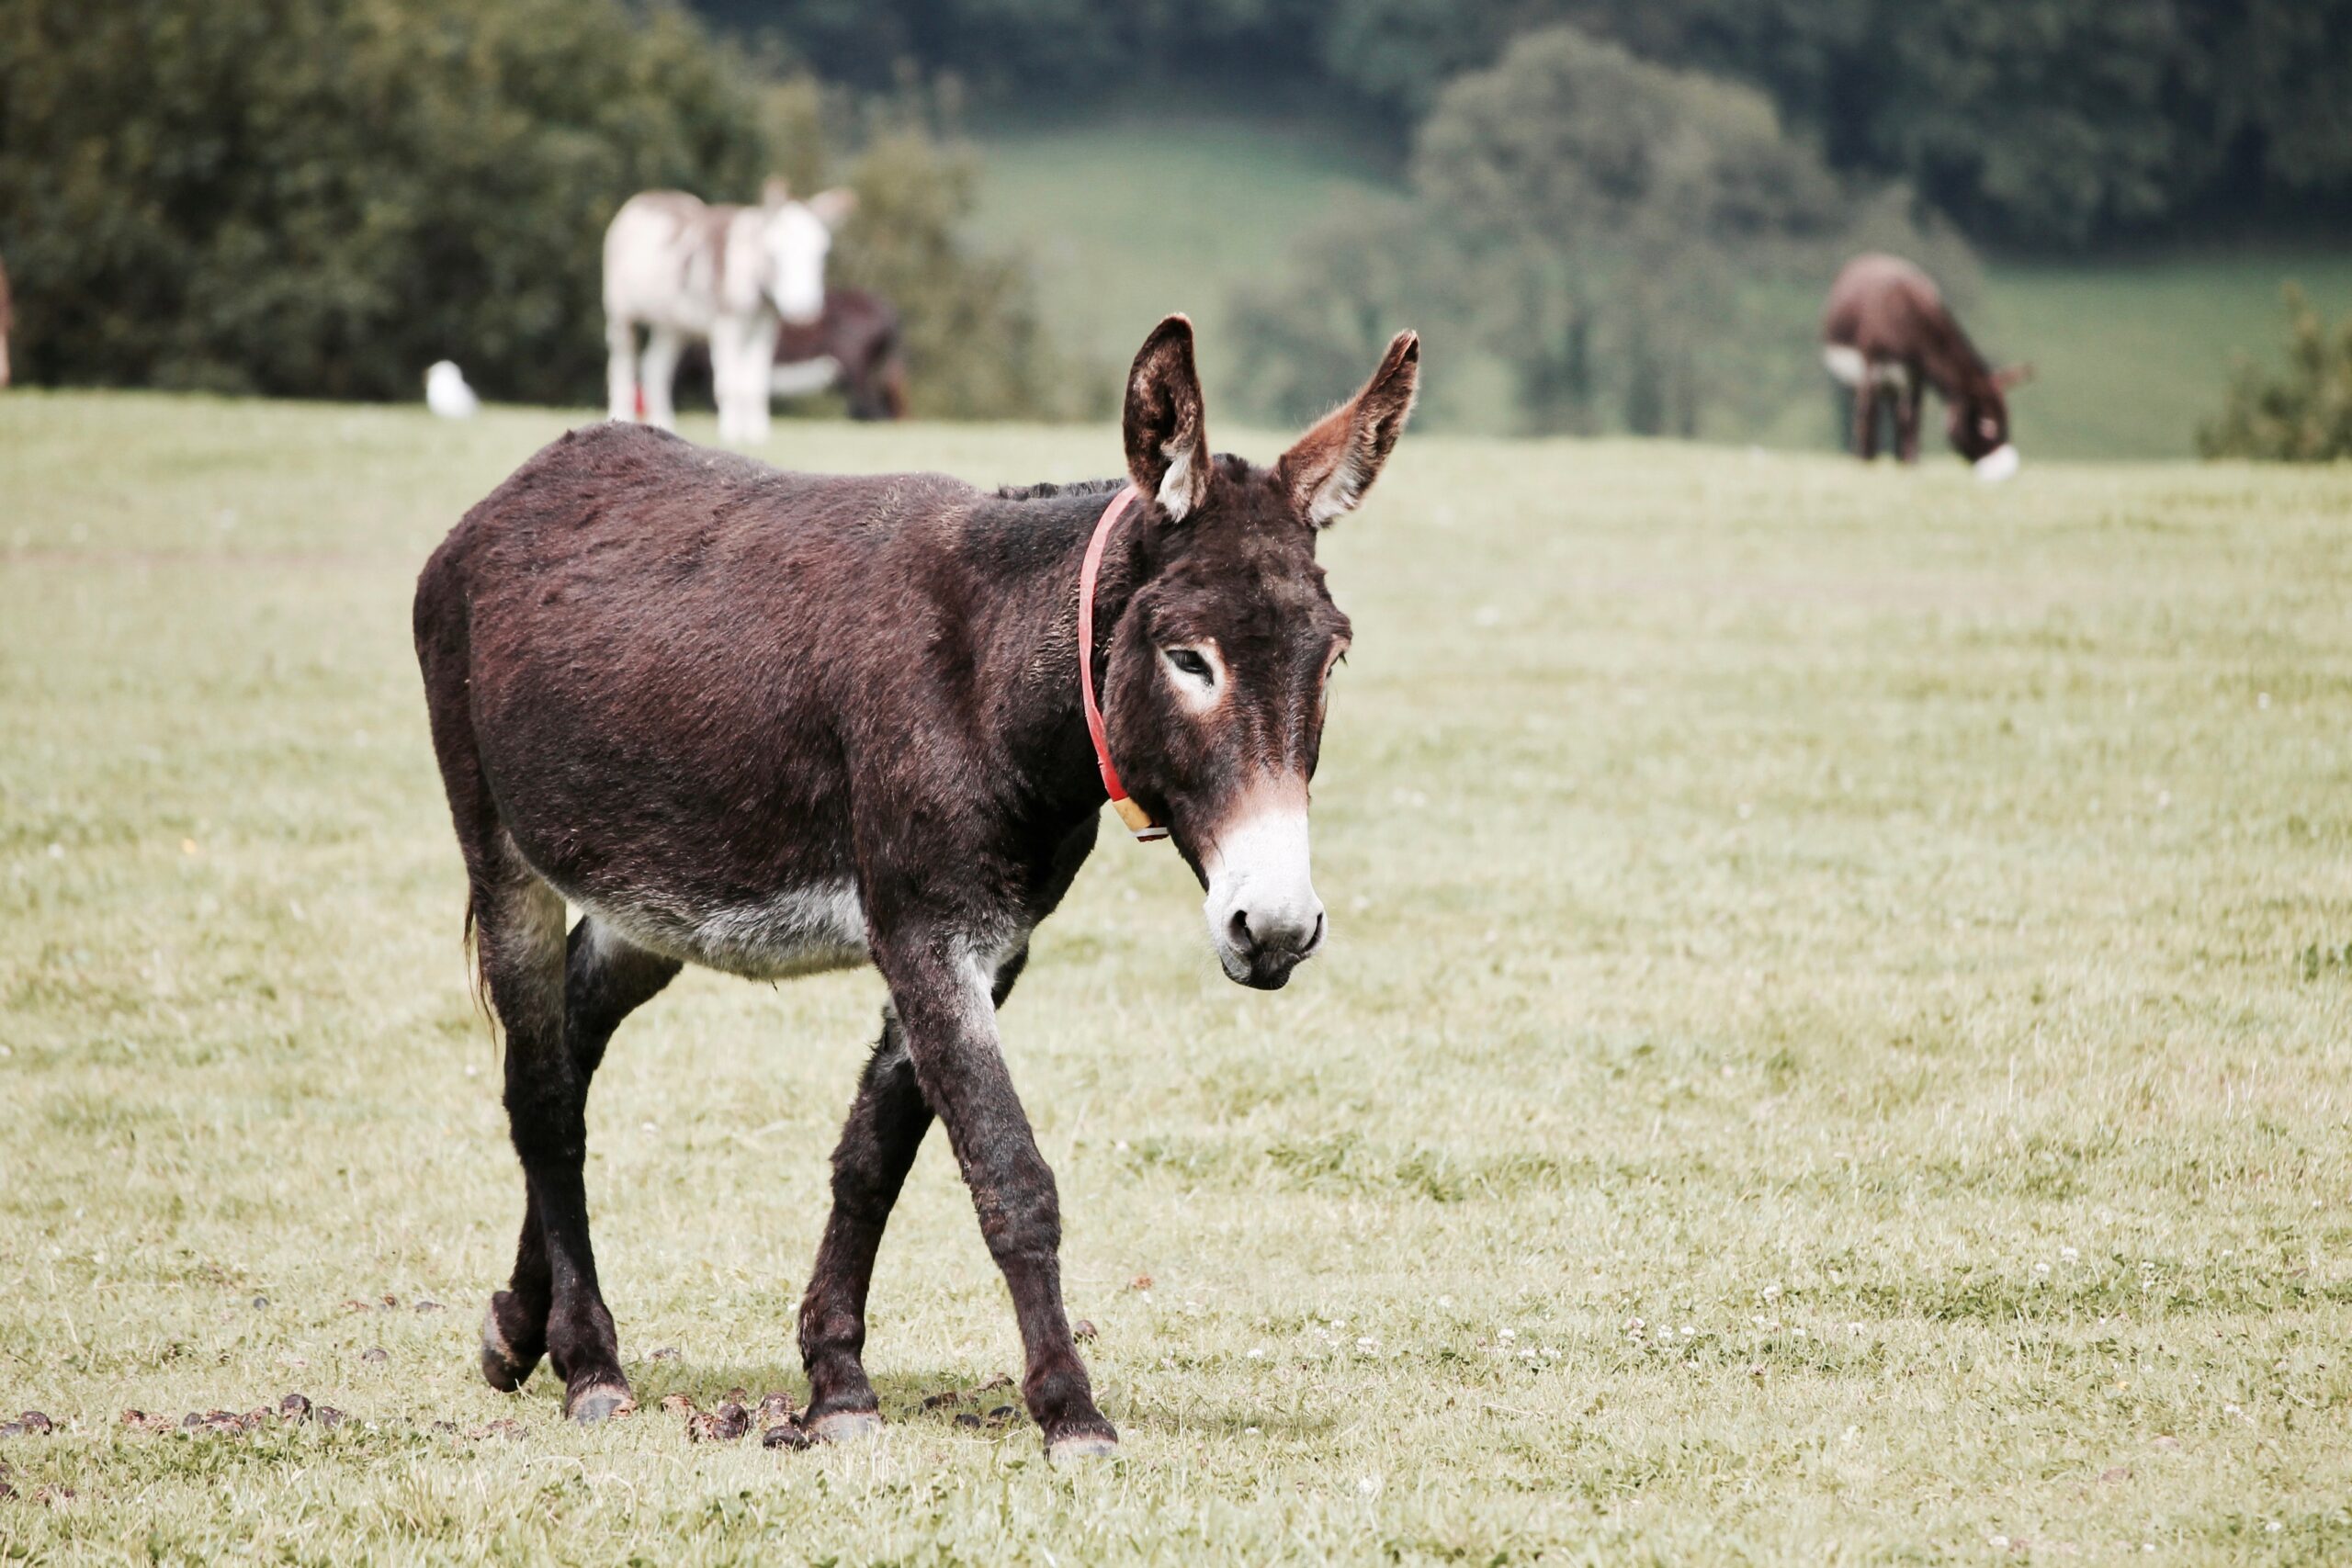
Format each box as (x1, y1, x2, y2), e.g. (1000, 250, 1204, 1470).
(484, 917, 678, 1399)
(710, 317, 775, 446)
(640, 328, 684, 433)
(797, 945, 1031, 1439)
(875, 931, 1114, 1461)
(797, 1010, 933, 1439)
(1853, 383, 1883, 461)
(605, 316, 639, 423)
(1894, 381, 1923, 464)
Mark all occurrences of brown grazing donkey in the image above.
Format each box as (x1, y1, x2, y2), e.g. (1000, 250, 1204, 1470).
(1822, 253, 2031, 479)
(772, 286, 908, 421)
(413, 316, 1419, 1458)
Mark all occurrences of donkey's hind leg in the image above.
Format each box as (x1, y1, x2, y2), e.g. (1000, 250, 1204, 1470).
(798, 1008, 933, 1438)
(474, 850, 639, 1421)
(797, 946, 1029, 1439)
(481, 914, 678, 1405)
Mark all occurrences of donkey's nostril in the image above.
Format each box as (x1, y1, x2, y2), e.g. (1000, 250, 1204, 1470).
(1228, 909, 1255, 952)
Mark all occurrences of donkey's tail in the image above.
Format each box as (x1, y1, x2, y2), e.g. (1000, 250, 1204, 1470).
(461, 891, 497, 1033)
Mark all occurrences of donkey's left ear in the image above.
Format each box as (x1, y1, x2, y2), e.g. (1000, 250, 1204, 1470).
(1278, 331, 1419, 526)
(806, 187, 857, 228)
(763, 176, 793, 209)
(1124, 314, 1211, 521)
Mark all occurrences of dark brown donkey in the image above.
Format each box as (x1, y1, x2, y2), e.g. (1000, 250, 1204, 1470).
(413, 315, 1419, 1458)
(1822, 253, 2031, 479)
(772, 286, 908, 421)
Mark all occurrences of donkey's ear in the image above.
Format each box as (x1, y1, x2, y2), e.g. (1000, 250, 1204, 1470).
(806, 187, 856, 228)
(1278, 330, 1419, 526)
(1994, 361, 2035, 392)
(1124, 315, 1211, 521)
(762, 176, 792, 209)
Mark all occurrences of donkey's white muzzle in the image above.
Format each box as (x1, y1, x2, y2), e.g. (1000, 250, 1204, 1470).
(1974, 444, 2019, 483)
(1202, 798, 1325, 990)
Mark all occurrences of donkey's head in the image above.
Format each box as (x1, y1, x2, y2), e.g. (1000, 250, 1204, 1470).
(1101, 316, 1419, 990)
(1952, 362, 2032, 480)
(757, 181, 855, 326)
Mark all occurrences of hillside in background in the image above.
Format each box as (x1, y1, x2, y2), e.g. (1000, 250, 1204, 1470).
(967, 111, 2352, 460)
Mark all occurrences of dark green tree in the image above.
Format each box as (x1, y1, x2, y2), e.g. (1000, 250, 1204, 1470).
(2200, 286, 2352, 461)
(0, 0, 1078, 414)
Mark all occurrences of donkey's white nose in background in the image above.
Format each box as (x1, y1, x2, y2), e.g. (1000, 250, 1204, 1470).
(425, 361, 481, 420)
(1974, 444, 2019, 483)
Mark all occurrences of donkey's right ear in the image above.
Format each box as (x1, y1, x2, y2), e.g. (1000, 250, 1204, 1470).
(762, 176, 792, 209)
(1124, 315, 1211, 522)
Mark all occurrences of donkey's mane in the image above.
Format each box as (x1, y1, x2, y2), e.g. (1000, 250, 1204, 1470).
(991, 477, 1127, 502)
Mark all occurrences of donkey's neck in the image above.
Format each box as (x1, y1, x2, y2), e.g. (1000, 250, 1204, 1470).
(952, 479, 1150, 829)
(1913, 311, 1995, 405)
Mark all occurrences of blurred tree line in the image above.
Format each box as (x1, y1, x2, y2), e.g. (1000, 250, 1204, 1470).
(1230, 27, 1978, 438)
(694, 0, 2352, 250)
(0, 0, 1082, 413)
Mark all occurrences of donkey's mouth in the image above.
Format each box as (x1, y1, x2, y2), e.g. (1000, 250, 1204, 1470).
(1217, 942, 1306, 990)
(1210, 905, 1327, 990)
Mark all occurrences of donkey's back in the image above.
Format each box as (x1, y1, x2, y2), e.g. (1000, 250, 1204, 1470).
(414, 422, 979, 976)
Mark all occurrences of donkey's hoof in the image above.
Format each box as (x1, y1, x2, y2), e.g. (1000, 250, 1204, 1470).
(808, 1409, 884, 1444)
(565, 1384, 637, 1424)
(1047, 1429, 1120, 1464)
(479, 1300, 542, 1393)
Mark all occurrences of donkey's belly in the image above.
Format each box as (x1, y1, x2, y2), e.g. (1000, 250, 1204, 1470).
(567, 876, 870, 982)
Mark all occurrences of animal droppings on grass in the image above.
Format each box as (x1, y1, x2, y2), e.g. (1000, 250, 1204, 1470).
(922, 1390, 961, 1410)
(761, 1419, 812, 1450)
(413, 1299, 444, 1313)
(686, 1404, 752, 1443)
(953, 1413, 983, 1430)
(1073, 1319, 1099, 1341)
(278, 1393, 312, 1421)
(658, 1394, 695, 1415)
(988, 1405, 1017, 1423)
(649, 1346, 681, 1360)
(2100, 1466, 2132, 1483)
(252, 1295, 269, 1310)
(359, 1347, 388, 1364)
(755, 1392, 797, 1424)
(1127, 1274, 1153, 1292)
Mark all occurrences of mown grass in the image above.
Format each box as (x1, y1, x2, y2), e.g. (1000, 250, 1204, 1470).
(4, 389, 2352, 1562)
(967, 111, 2352, 460)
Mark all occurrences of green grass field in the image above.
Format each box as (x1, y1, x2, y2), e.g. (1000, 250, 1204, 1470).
(6, 391, 2352, 1562)
(967, 114, 2352, 460)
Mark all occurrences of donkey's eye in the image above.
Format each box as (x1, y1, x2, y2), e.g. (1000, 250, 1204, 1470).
(1165, 648, 1214, 682)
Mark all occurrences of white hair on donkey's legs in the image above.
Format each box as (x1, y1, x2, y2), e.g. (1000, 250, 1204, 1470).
(639, 328, 684, 433)
(605, 315, 639, 423)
